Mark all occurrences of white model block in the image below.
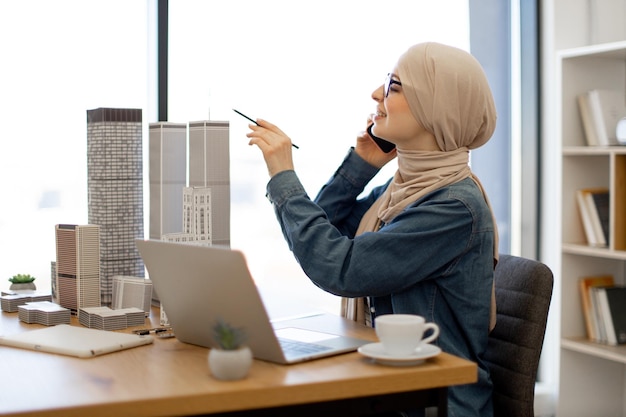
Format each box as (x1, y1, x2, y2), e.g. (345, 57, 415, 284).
(112, 275, 153, 316)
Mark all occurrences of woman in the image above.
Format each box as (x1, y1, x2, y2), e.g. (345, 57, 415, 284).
(247, 42, 498, 417)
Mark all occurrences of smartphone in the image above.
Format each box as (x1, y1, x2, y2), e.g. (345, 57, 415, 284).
(367, 124, 396, 153)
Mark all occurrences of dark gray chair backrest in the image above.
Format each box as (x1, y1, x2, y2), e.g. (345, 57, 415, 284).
(484, 254, 553, 417)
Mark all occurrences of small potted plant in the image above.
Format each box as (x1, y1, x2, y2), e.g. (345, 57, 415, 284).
(208, 318, 252, 380)
(8, 274, 37, 291)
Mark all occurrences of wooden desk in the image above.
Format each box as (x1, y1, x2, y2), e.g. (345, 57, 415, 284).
(0, 308, 477, 417)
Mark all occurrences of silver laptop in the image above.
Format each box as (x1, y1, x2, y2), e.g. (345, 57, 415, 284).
(135, 239, 368, 364)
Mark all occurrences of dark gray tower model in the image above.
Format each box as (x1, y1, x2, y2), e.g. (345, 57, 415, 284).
(87, 108, 145, 305)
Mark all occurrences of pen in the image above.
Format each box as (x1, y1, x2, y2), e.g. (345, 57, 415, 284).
(233, 108, 258, 125)
(233, 109, 299, 149)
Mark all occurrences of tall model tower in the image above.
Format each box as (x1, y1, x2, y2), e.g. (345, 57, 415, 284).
(148, 122, 187, 240)
(188, 121, 230, 247)
(87, 108, 145, 305)
(55, 224, 101, 314)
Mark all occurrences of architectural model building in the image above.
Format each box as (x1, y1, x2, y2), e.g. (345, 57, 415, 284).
(87, 108, 145, 305)
(112, 275, 153, 316)
(1, 293, 53, 313)
(17, 301, 71, 326)
(55, 224, 101, 314)
(188, 120, 230, 247)
(50, 261, 57, 303)
(162, 186, 212, 245)
(158, 186, 212, 322)
(183, 186, 212, 244)
(148, 122, 187, 240)
(79, 306, 145, 330)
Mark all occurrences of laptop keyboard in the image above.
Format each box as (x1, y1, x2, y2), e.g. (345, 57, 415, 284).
(278, 338, 332, 355)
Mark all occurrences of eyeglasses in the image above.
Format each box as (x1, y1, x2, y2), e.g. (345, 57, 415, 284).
(384, 73, 402, 97)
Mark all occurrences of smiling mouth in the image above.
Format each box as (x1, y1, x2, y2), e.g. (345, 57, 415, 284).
(371, 111, 387, 121)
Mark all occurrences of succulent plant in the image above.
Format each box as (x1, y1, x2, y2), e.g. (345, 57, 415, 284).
(8, 274, 36, 284)
(212, 318, 247, 350)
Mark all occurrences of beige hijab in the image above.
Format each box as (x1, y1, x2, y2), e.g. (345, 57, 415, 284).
(342, 42, 499, 330)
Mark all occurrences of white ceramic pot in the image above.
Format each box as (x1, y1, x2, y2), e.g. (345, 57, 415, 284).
(208, 346, 253, 381)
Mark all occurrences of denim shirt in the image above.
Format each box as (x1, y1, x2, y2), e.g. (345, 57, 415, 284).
(266, 148, 494, 417)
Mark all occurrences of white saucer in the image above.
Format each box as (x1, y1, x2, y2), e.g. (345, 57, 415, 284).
(357, 342, 441, 366)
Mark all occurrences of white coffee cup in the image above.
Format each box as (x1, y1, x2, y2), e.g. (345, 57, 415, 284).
(375, 314, 440, 356)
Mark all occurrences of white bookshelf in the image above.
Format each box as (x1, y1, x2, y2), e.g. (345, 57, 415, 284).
(556, 40, 626, 416)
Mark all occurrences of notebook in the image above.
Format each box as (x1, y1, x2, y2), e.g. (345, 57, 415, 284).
(135, 239, 369, 364)
(0, 324, 153, 358)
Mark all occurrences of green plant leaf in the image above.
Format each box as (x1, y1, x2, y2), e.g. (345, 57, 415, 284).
(212, 318, 247, 350)
(8, 274, 36, 283)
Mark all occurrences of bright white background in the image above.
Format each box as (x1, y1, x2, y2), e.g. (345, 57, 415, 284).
(0, 0, 468, 317)
(0, 1, 148, 293)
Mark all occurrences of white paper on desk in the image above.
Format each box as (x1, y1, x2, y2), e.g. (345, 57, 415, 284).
(0, 324, 153, 358)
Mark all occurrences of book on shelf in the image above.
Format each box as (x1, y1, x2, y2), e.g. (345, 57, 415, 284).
(576, 187, 610, 247)
(579, 275, 615, 341)
(577, 89, 626, 146)
(595, 285, 626, 345)
(588, 189, 610, 245)
(589, 286, 610, 343)
(578, 92, 600, 146)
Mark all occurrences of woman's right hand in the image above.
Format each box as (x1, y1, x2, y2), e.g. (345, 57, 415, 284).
(355, 117, 397, 168)
(247, 118, 295, 178)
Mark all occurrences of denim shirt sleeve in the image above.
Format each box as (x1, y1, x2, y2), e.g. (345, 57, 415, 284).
(266, 150, 483, 299)
(313, 148, 385, 237)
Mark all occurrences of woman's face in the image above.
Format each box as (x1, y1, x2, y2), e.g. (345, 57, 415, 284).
(370, 68, 437, 151)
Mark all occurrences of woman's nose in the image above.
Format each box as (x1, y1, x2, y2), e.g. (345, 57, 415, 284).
(371, 84, 384, 102)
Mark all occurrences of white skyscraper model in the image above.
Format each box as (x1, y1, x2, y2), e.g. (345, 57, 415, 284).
(149, 122, 187, 240)
(162, 187, 212, 245)
(183, 186, 212, 244)
(188, 121, 230, 247)
(87, 108, 145, 305)
(55, 224, 101, 315)
(112, 275, 153, 316)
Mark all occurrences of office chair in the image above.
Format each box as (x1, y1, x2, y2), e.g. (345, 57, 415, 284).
(484, 254, 553, 417)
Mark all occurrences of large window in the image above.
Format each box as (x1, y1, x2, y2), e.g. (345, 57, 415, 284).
(0, 1, 148, 294)
(167, 0, 471, 317)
